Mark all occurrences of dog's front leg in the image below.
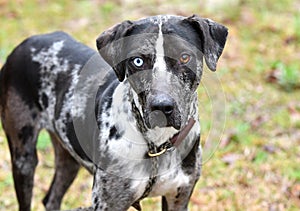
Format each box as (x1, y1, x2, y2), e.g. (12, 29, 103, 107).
(162, 136, 201, 211)
(161, 183, 197, 211)
(92, 167, 136, 211)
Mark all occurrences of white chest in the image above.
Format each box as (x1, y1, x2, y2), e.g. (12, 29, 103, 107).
(150, 167, 191, 197)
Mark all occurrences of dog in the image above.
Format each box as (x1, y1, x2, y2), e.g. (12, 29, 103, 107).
(0, 15, 227, 211)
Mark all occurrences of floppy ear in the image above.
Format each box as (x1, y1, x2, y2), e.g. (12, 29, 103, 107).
(185, 15, 228, 71)
(96, 20, 133, 81)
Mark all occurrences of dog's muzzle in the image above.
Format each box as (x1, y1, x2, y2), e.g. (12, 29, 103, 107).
(146, 93, 181, 129)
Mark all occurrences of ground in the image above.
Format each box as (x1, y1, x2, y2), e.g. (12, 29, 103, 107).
(0, 0, 299, 210)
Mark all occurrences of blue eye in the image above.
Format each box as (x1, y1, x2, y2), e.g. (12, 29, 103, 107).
(133, 57, 144, 67)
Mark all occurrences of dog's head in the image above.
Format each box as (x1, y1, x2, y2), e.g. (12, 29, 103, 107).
(96, 15, 227, 131)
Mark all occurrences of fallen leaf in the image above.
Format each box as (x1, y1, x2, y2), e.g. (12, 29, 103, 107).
(219, 130, 237, 148)
(190, 195, 204, 207)
(288, 103, 300, 125)
(291, 183, 300, 199)
(263, 144, 278, 154)
(251, 115, 268, 130)
(221, 153, 241, 165)
(284, 35, 297, 45)
(265, 68, 281, 84)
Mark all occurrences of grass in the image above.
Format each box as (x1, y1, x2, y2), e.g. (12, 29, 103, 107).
(0, 0, 300, 210)
(37, 130, 51, 150)
(275, 62, 300, 91)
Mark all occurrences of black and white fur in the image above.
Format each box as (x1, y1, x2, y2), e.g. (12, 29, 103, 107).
(0, 15, 227, 211)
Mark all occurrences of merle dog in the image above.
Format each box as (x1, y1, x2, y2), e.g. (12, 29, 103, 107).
(0, 15, 227, 211)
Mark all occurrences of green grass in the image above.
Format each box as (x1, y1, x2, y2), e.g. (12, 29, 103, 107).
(276, 62, 300, 91)
(37, 130, 51, 150)
(0, 0, 300, 210)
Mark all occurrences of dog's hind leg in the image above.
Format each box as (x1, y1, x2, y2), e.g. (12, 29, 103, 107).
(42, 131, 80, 210)
(1, 91, 41, 211)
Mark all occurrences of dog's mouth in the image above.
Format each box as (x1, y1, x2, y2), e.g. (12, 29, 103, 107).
(145, 109, 181, 130)
(147, 118, 196, 157)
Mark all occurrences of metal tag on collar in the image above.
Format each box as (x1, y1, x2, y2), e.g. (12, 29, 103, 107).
(148, 148, 167, 157)
(148, 142, 175, 157)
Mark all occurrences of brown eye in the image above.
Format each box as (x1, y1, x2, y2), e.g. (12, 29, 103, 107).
(179, 53, 191, 64)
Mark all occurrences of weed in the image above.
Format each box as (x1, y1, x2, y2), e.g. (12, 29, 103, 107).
(273, 62, 300, 91)
(253, 150, 268, 164)
(294, 12, 300, 40)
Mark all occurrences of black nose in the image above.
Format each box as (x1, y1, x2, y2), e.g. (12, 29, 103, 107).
(150, 95, 174, 116)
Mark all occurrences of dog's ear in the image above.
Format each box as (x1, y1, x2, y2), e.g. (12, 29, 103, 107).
(96, 20, 133, 81)
(185, 15, 228, 71)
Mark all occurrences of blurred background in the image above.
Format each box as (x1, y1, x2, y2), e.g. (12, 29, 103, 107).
(0, 0, 299, 210)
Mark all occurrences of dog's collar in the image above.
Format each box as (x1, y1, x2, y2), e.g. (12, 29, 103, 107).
(147, 118, 196, 157)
